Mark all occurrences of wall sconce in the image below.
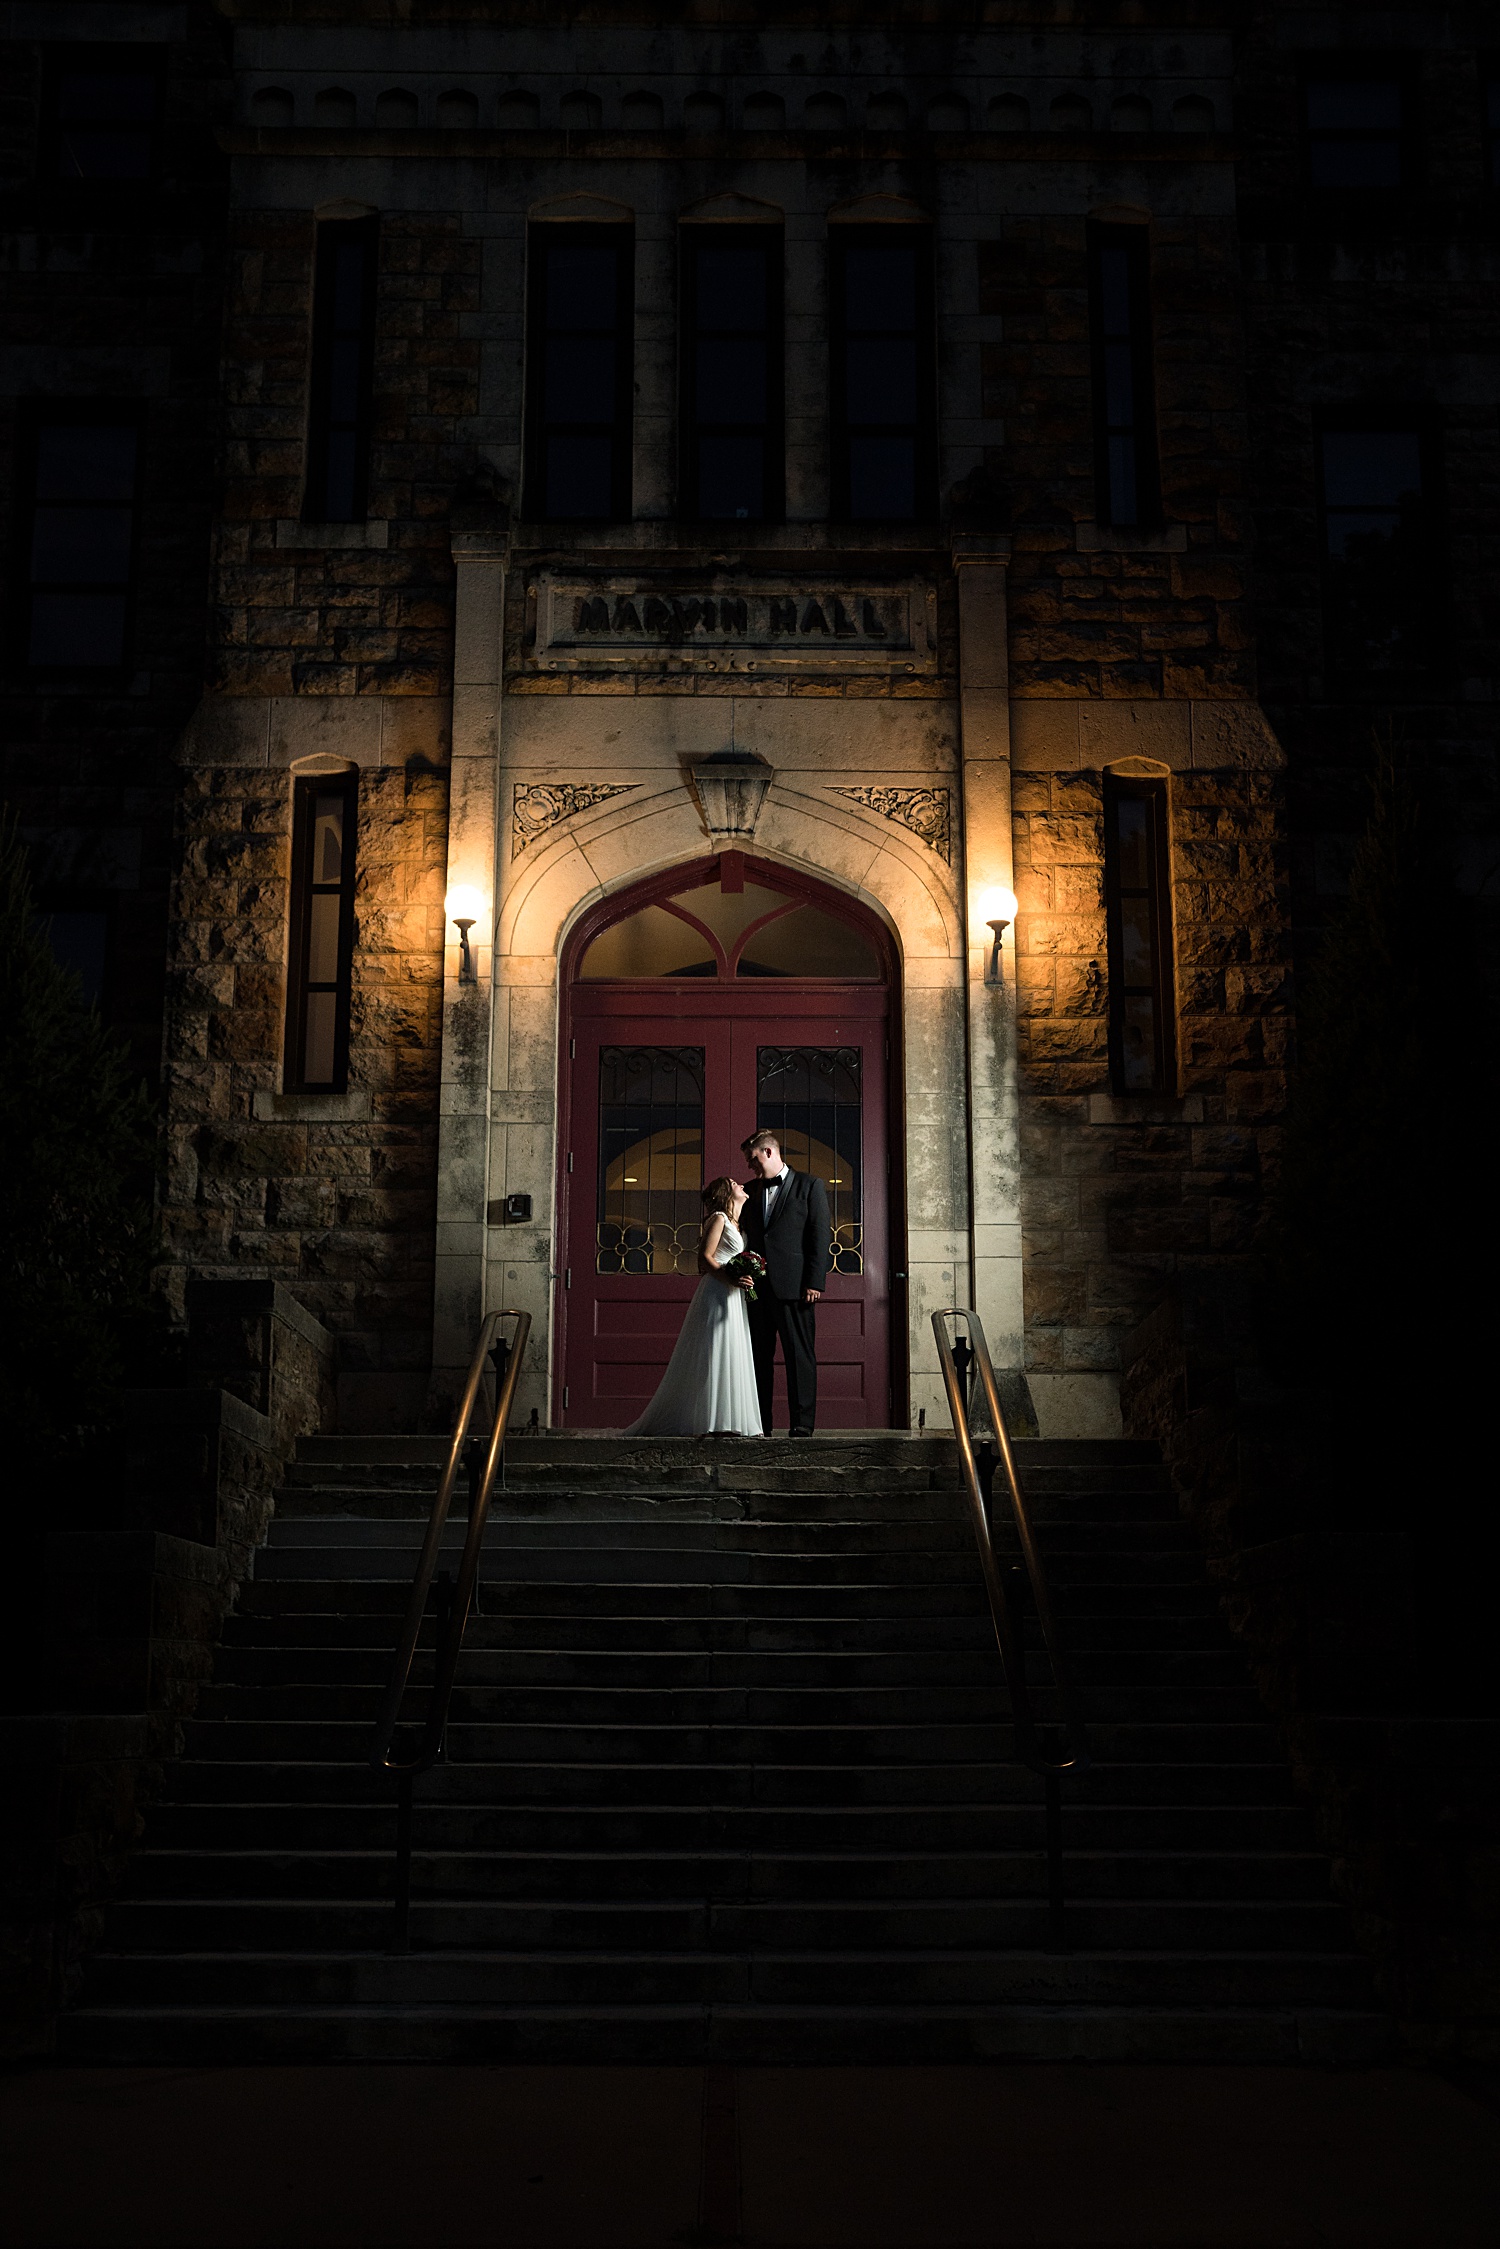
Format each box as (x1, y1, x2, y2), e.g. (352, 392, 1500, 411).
(977, 886, 1018, 988)
(445, 885, 484, 985)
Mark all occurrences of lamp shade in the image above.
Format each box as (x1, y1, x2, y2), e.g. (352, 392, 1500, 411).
(977, 885, 1018, 929)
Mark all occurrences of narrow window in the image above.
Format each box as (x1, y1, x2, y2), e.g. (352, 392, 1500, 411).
(1302, 62, 1409, 189)
(680, 226, 783, 521)
(1317, 423, 1437, 676)
(524, 224, 633, 520)
(830, 227, 935, 522)
(305, 217, 378, 523)
(1103, 776, 1175, 1097)
(46, 47, 161, 180)
(1089, 223, 1159, 529)
(285, 777, 357, 1093)
(36, 898, 112, 1014)
(24, 413, 139, 669)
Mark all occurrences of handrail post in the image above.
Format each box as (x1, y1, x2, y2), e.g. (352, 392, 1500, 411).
(931, 1307, 1090, 1958)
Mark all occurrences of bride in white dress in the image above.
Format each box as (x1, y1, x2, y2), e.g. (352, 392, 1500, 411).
(623, 1175, 763, 1437)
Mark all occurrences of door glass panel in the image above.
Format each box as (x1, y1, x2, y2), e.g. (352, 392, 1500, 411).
(757, 1046, 863, 1273)
(580, 907, 715, 979)
(597, 1046, 705, 1273)
(739, 904, 881, 979)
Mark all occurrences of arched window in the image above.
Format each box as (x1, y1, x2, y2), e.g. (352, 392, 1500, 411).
(577, 859, 883, 981)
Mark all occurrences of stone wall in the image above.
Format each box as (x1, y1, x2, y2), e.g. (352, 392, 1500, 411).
(1011, 762, 1288, 1433)
(157, 760, 449, 1429)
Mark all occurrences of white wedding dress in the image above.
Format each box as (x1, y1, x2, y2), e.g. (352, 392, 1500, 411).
(622, 1219, 763, 1437)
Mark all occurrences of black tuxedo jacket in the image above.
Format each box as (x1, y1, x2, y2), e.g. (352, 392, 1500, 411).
(742, 1168, 831, 1302)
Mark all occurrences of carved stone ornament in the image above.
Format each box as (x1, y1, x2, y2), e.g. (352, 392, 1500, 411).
(690, 748, 773, 842)
(511, 782, 636, 856)
(833, 786, 952, 863)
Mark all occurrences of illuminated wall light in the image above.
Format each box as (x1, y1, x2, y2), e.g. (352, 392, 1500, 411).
(445, 884, 486, 985)
(975, 886, 1018, 988)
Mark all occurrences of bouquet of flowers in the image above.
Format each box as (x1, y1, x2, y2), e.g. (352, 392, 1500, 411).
(719, 1249, 767, 1302)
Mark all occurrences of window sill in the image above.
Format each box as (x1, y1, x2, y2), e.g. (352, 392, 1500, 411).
(1089, 1093, 1203, 1125)
(253, 1089, 371, 1121)
(275, 520, 389, 549)
(1076, 522, 1187, 553)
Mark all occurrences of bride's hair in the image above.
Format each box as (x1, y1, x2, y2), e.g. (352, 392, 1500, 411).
(701, 1175, 740, 1215)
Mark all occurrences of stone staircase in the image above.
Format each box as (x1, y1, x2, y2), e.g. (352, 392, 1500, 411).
(63, 1434, 1388, 2063)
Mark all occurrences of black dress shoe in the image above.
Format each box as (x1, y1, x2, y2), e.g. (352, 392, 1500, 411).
(789, 1426, 813, 1437)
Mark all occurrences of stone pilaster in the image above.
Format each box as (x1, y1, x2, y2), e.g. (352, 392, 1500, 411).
(952, 535, 1023, 1371)
(430, 524, 507, 1401)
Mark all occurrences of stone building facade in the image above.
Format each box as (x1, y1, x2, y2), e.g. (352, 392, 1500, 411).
(8, 3, 1495, 1440)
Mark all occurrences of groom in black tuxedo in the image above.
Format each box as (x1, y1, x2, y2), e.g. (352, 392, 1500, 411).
(740, 1129, 831, 1437)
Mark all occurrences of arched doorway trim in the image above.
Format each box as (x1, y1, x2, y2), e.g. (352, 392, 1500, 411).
(555, 852, 905, 1429)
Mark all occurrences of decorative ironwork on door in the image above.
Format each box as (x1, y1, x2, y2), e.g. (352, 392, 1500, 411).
(757, 1045, 864, 1274)
(596, 1045, 705, 1275)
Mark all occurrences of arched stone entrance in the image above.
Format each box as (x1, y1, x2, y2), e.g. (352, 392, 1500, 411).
(556, 851, 899, 1427)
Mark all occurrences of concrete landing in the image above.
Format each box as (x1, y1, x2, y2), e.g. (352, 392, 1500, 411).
(3, 2063, 1498, 2245)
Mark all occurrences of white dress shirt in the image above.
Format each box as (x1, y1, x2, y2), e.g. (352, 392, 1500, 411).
(761, 1163, 791, 1220)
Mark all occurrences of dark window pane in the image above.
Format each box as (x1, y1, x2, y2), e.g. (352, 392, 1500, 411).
(1321, 430, 1422, 509)
(1098, 247, 1132, 334)
(546, 433, 614, 516)
(1122, 995, 1157, 1089)
(313, 799, 345, 881)
(1108, 436, 1138, 524)
(547, 245, 618, 328)
(302, 990, 338, 1085)
(1305, 81, 1402, 130)
(41, 910, 109, 1008)
(323, 431, 357, 521)
(306, 892, 343, 983)
(331, 242, 368, 327)
(696, 337, 766, 421)
(1120, 894, 1154, 982)
(845, 338, 916, 424)
(546, 335, 622, 423)
(1103, 340, 1135, 425)
(35, 424, 136, 501)
(756, 1045, 863, 1272)
(848, 435, 915, 519)
(58, 70, 157, 120)
(31, 504, 134, 584)
(844, 244, 915, 328)
(1309, 139, 1403, 188)
(29, 591, 128, 666)
(597, 1045, 705, 1277)
(1114, 796, 1150, 887)
(58, 127, 152, 178)
(697, 246, 766, 330)
(697, 434, 764, 518)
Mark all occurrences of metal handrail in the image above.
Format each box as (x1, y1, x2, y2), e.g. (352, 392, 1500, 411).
(932, 1307, 1089, 1942)
(369, 1306, 530, 1949)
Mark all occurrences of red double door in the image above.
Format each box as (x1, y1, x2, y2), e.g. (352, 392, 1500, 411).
(559, 977, 893, 1428)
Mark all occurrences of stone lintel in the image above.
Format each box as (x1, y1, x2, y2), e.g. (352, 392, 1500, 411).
(1088, 1093, 1206, 1126)
(1076, 521, 1188, 553)
(1010, 699, 1285, 772)
(275, 519, 389, 549)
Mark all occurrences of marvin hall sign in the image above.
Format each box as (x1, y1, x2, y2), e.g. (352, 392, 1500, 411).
(530, 573, 937, 675)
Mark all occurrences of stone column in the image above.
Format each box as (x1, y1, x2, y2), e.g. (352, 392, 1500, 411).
(952, 534, 1023, 1368)
(430, 521, 507, 1402)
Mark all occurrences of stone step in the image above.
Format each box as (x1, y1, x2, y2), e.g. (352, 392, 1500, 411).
(193, 1680, 1267, 1728)
(181, 1717, 1283, 1766)
(166, 1758, 1302, 1809)
(127, 1846, 1336, 1905)
(58, 2000, 1392, 2068)
(143, 1801, 1319, 1855)
(77, 1944, 1375, 2011)
(233, 1578, 1220, 1621)
(291, 1435, 1161, 1469)
(219, 1609, 1231, 1655)
(251, 1546, 1206, 1588)
(273, 1478, 1177, 1521)
(263, 1513, 1191, 1555)
(211, 1644, 1250, 1692)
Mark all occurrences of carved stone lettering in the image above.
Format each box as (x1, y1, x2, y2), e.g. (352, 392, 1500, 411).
(531, 574, 937, 674)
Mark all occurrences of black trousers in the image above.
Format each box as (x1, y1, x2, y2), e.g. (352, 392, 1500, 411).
(749, 1295, 818, 1433)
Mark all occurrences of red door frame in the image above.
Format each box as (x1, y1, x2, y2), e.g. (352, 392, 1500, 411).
(554, 854, 906, 1428)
